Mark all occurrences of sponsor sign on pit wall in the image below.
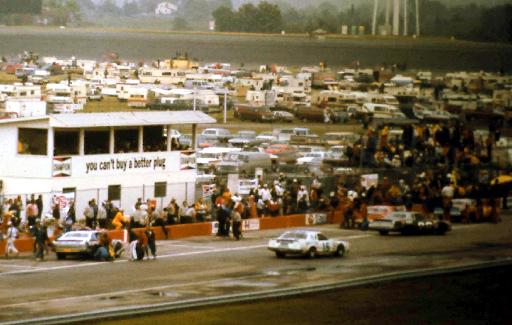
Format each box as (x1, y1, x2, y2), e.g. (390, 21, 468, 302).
(305, 213, 328, 225)
(242, 218, 260, 231)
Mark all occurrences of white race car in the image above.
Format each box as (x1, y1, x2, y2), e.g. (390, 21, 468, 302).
(268, 230, 349, 258)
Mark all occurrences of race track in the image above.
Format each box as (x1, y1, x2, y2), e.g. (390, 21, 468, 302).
(0, 213, 511, 324)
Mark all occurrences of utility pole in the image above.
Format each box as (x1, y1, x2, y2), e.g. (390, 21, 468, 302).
(193, 86, 196, 111)
(403, 0, 408, 36)
(415, 0, 420, 36)
(393, 0, 400, 36)
(385, 0, 391, 28)
(223, 89, 227, 124)
(372, 0, 379, 36)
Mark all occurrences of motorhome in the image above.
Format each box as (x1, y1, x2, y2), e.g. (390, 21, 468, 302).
(361, 103, 402, 119)
(313, 90, 358, 108)
(0, 83, 41, 101)
(217, 151, 272, 175)
(47, 81, 87, 105)
(138, 68, 191, 85)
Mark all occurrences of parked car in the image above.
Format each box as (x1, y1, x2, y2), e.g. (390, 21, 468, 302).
(267, 230, 350, 258)
(272, 110, 294, 123)
(201, 128, 232, 142)
(234, 104, 273, 122)
(53, 230, 124, 260)
(322, 132, 360, 146)
(255, 131, 278, 143)
(369, 211, 451, 235)
(196, 146, 241, 171)
(274, 127, 310, 142)
(297, 151, 328, 165)
(228, 130, 260, 147)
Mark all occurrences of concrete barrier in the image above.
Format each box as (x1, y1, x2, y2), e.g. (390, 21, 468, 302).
(166, 223, 212, 239)
(259, 216, 288, 230)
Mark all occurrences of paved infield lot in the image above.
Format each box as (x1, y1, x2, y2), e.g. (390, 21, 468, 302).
(0, 214, 511, 323)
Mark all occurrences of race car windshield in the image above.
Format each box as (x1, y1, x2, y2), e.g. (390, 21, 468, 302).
(281, 232, 307, 239)
(60, 232, 90, 238)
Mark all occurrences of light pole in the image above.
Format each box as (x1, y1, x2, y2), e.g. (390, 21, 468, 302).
(193, 85, 197, 111)
(223, 88, 228, 124)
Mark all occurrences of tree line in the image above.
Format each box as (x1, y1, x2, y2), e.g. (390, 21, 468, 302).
(0, 0, 510, 43)
(213, 0, 512, 43)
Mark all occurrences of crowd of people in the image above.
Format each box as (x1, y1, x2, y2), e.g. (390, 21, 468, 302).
(1, 117, 510, 259)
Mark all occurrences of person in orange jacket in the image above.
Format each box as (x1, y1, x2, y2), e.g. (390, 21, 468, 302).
(112, 208, 126, 230)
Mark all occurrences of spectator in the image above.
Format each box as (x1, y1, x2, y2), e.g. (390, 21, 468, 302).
(4, 221, 19, 258)
(26, 199, 38, 227)
(194, 197, 209, 222)
(36, 195, 43, 219)
(232, 200, 243, 240)
(144, 225, 157, 259)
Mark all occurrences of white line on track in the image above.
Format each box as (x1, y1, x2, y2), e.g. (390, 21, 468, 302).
(0, 244, 267, 276)
(158, 243, 217, 249)
(0, 263, 40, 269)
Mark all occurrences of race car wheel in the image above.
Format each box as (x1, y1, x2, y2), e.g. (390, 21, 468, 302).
(335, 245, 345, 257)
(306, 247, 317, 259)
(56, 253, 66, 260)
(275, 252, 285, 258)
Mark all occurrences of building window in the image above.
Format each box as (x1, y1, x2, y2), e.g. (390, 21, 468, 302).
(18, 128, 47, 155)
(108, 185, 121, 201)
(154, 182, 167, 198)
(54, 130, 79, 156)
(84, 130, 109, 155)
(143, 126, 166, 152)
(63, 187, 76, 194)
(114, 129, 138, 153)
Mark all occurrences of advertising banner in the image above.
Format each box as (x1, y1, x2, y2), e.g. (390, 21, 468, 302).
(361, 174, 379, 189)
(61, 151, 182, 177)
(238, 179, 258, 195)
(52, 157, 72, 177)
(202, 184, 216, 198)
(305, 213, 328, 225)
(211, 221, 219, 235)
(242, 218, 260, 231)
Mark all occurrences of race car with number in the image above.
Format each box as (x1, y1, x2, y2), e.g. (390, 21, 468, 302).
(268, 230, 349, 258)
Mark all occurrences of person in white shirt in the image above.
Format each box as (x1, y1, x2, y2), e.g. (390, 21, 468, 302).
(5, 222, 19, 258)
(297, 185, 309, 204)
(260, 184, 272, 202)
(274, 181, 284, 198)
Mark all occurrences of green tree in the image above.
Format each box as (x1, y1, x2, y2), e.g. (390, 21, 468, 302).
(238, 3, 259, 32)
(212, 5, 236, 31)
(256, 1, 283, 33)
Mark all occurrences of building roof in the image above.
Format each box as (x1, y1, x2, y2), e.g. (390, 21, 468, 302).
(0, 111, 216, 128)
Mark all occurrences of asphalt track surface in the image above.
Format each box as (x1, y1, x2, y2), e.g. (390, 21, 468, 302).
(97, 265, 512, 325)
(0, 213, 511, 324)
